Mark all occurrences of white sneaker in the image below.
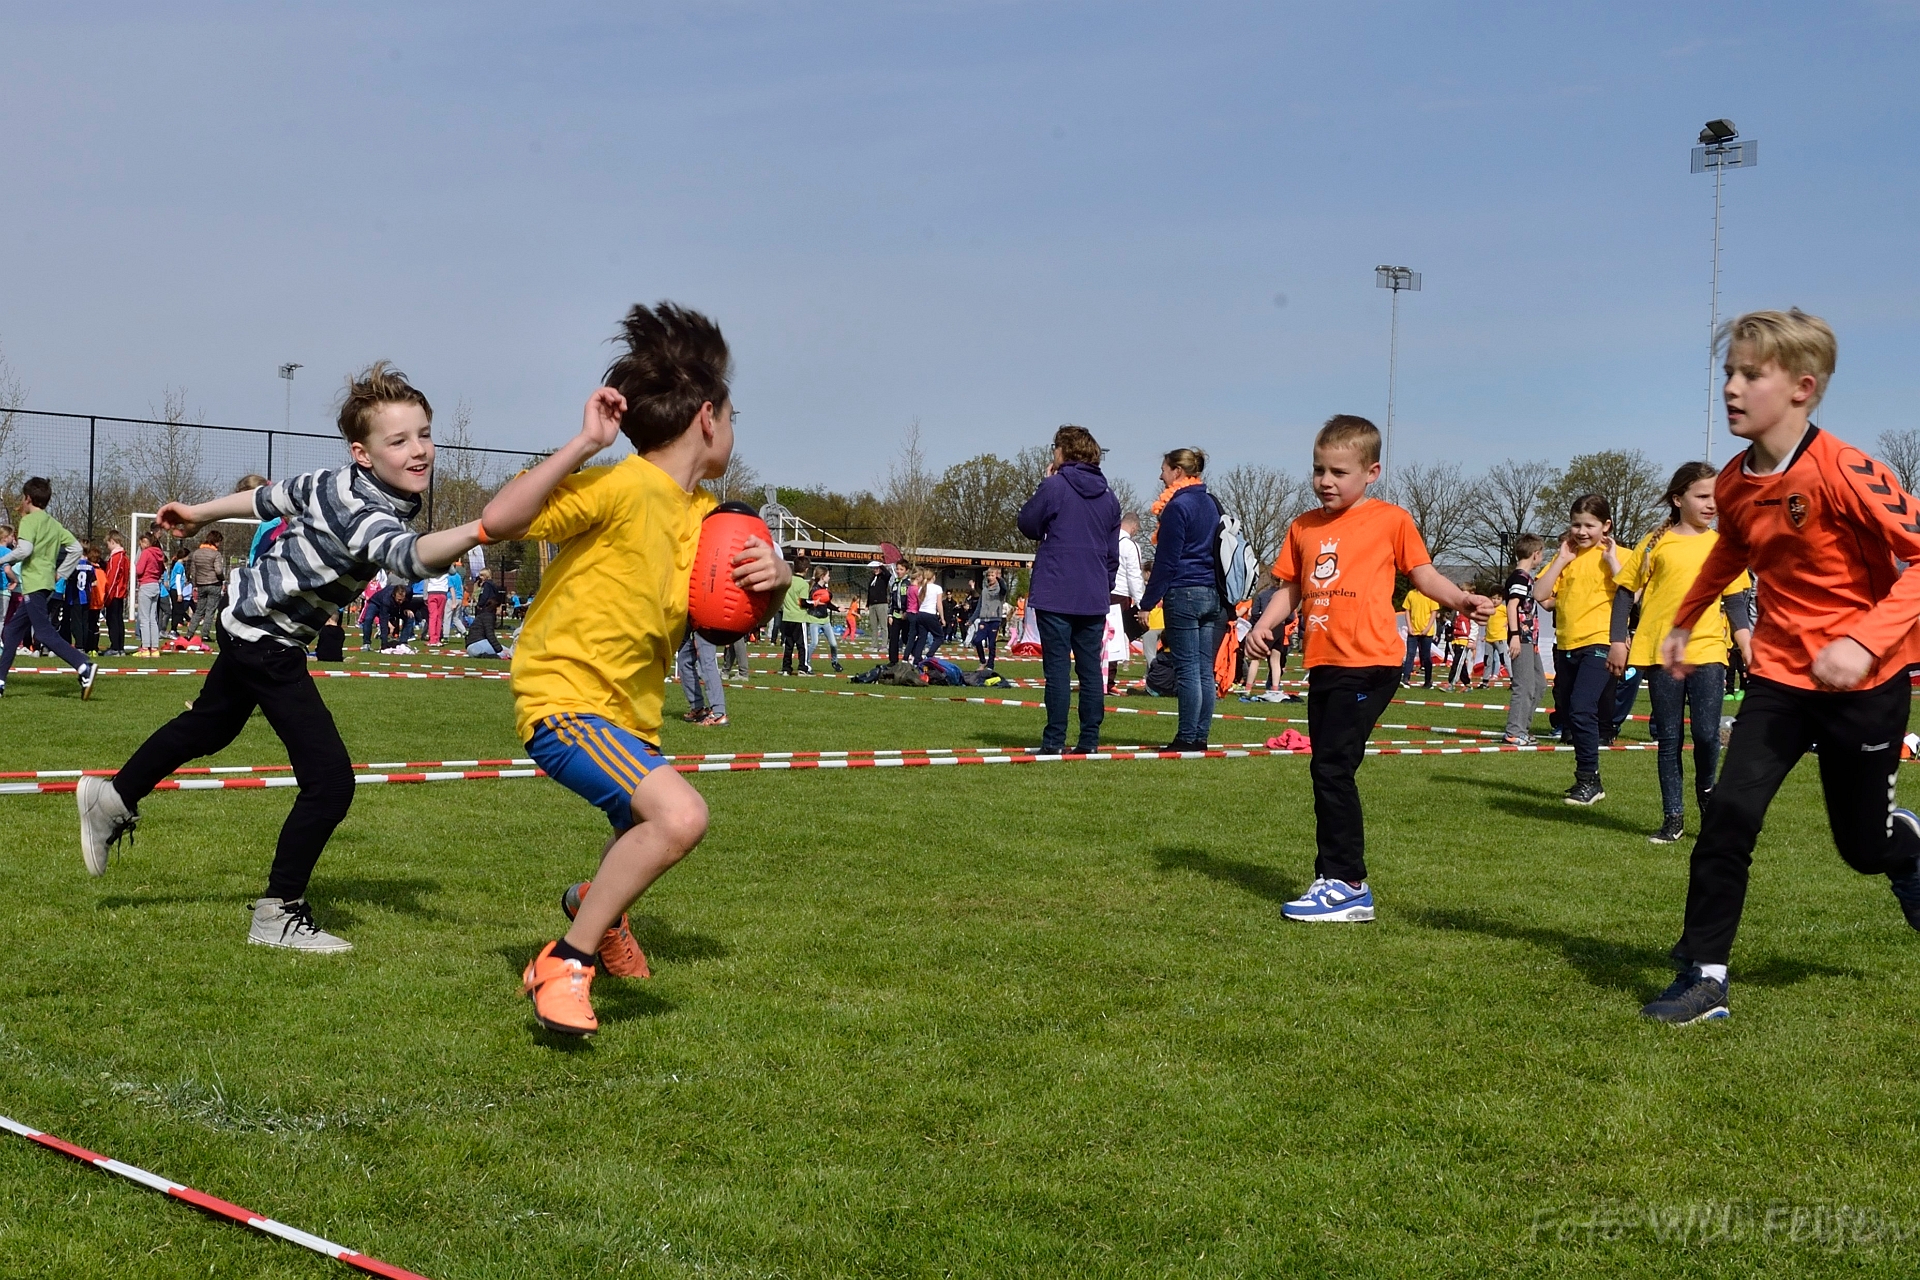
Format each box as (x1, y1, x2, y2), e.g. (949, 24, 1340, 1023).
(76, 775, 137, 876)
(248, 898, 353, 953)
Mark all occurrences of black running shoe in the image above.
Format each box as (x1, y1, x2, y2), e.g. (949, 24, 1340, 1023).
(1648, 813, 1685, 844)
(1564, 777, 1606, 806)
(1888, 810, 1920, 930)
(1641, 968, 1730, 1024)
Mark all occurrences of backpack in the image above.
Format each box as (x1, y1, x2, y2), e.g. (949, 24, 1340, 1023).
(921, 657, 964, 685)
(1211, 496, 1261, 606)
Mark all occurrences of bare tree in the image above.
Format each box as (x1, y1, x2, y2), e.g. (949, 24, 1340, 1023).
(1537, 449, 1666, 545)
(879, 419, 936, 556)
(428, 398, 498, 530)
(1393, 460, 1483, 565)
(1468, 458, 1558, 568)
(1878, 429, 1920, 493)
(1212, 463, 1307, 570)
(0, 338, 26, 499)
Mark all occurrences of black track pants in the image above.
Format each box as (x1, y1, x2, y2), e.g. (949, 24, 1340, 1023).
(1306, 665, 1401, 883)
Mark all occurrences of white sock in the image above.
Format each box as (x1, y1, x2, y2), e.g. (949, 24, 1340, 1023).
(1696, 963, 1728, 983)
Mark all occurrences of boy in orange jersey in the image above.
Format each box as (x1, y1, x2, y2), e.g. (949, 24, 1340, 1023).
(480, 302, 790, 1037)
(1643, 309, 1920, 1024)
(1246, 415, 1494, 922)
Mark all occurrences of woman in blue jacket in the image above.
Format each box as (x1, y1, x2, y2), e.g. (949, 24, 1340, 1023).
(1016, 425, 1121, 755)
(1138, 448, 1224, 750)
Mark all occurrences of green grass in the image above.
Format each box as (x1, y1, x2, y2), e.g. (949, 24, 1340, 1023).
(3, 646, 1920, 1276)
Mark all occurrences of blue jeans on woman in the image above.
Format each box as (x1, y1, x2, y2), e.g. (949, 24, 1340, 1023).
(1648, 662, 1724, 818)
(1037, 609, 1105, 753)
(1163, 584, 1225, 745)
(1560, 644, 1612, 781)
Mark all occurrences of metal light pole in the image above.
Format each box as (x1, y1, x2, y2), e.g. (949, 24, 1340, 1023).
(1374, 265, 1421, 472)
(278, 363, 302, 431)
(1691, 120, 1757, 464)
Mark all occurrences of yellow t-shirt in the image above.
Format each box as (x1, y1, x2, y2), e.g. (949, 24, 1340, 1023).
(511, 456, 716, 744)
(1619, 527, 1751, 667)
(1484, 602, 1508, 643)
(1552, 546, 1617, 649)
(1403, 588, 1437, 637)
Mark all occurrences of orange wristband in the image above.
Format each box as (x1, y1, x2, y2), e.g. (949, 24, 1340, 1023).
(475, 520, 494, 546)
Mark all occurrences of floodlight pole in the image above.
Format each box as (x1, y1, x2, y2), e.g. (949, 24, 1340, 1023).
(1374, 266, 1421, 473)
(278, 363, 302, 433)
(1691, 122, 1757, 466)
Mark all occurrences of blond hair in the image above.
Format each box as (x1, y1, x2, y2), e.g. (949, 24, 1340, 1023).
(1162, 447, 1206, 477)
(1719, 308, 1836, 407)
(1315, 414, 1381, 466)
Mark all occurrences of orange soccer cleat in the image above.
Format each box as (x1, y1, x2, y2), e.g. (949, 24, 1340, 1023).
(522, 941, 598, 1036)
(560, 880, 652, 979)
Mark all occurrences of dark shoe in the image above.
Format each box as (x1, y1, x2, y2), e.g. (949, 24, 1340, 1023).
(831, 660, 843, 672)
(1641, 968, 1730, 1024)
(1648, 813, 1685, 844)
(1564, 777, 1605, 806)
(1888, 811, 1920, 930)
(1071, 741, 1101, 755)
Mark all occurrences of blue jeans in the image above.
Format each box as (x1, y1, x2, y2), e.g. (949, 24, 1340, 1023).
(1163, 585, 1225, 744)
(1037, 608, 1105, 753)
(972, 617, 1002, 666)
(1648, 662, 1724, 817)
(804, 619, 838, 662)
(1560, 644, 1612, 780)
(675, 632, 726, 716)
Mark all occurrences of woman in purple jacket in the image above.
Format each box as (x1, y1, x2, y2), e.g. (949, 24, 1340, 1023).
(1016, 425, 1122, 754)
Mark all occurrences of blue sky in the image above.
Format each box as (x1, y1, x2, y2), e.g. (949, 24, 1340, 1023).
(2, 2, 1916, 493)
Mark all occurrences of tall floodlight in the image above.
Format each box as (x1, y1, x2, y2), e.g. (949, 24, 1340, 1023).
(278, 362, 303, 432)
(1691, 119, 1757, 464)
(1374, 266, 1421, 472)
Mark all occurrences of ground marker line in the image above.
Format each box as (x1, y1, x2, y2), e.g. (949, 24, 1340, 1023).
(0, 1112, 432, 1278)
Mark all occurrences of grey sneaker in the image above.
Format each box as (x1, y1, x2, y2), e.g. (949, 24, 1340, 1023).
(1641, 968, 1730, 1024)
(248, 898, 353, 953)
(76, 775, 137, 876)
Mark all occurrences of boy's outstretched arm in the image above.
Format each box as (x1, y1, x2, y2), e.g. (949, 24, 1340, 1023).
(1408, 563, 1494, 622)
(1243, 577, 1300, 659)
(480, 388, 625, 542)
(155, 490, 261, 537)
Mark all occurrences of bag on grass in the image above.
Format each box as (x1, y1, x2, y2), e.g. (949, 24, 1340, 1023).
(851, 665, 885, 684)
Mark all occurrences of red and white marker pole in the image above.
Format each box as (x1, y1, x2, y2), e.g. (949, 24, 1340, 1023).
(0, 1113, 431, 1278)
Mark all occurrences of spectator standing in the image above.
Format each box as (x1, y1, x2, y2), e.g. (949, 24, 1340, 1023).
(68, 544, 101, 653)
(780, 571, 811, 674)
(186, 530, 227, 642)
(1137, 447, 1224, 751)
(101, 531, 130, 656)
(164, 551, 191, 636)
(134, 531, 165, 654)
(909, 569, 945, 662)
(423, 569, 451, 645)
(888, 562, 913, 664)
(676, 631, 729, 726)
(446, 566, 467, 639)
(865, 560, 891, 653)
(471, 568, 503, 650)
(1105, 513, 1146, 694)
(1017, 424, 1121, 754)
(804, 566, 842, 671)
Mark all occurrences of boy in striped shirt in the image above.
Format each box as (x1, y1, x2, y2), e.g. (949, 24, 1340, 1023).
(75, 363, 488, 952)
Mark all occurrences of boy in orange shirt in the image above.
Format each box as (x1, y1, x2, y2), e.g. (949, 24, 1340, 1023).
(1247, 415, 1494, 922)
(1644, 310, 1920, 1024)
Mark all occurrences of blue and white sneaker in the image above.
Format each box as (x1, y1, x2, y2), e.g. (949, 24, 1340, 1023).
(78, 662, 98, 700)
(1282, 876, 1375, 923)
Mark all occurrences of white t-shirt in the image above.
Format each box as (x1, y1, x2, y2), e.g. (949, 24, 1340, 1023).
(425, 574, 451, 594)
(919, 583, 944, 616)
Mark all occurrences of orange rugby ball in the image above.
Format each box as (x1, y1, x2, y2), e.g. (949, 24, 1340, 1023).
(689, 502, 779, 644)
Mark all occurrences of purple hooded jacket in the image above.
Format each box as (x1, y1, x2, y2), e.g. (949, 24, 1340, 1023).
(1017, 462, 1122, 616)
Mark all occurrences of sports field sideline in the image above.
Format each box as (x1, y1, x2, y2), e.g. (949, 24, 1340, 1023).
(3, 647, 1920, 1277)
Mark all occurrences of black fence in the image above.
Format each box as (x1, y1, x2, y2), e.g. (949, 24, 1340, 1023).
(0, 406, 550, 595)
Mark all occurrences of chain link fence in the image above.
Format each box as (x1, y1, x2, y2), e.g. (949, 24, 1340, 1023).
(0, 406, 549, 596)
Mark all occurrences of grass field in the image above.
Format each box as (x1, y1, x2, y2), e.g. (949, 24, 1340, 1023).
(5, 641, 1920, 1277)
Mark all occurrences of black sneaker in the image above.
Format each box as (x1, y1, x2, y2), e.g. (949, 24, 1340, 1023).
(1564, 777, 1605, 806)
(1887, 810, 1920, 930)
(831, 660, 843, 673)
(1648, 813, 1685, 844)
(1641, 968, 1730, 1024)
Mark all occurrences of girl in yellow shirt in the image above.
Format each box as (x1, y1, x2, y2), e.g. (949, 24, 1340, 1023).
(1532, 494, 1623, 805)
(1607, 462, 1755, 844)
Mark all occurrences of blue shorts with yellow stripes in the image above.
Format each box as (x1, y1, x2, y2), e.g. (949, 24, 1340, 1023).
(526, 713, 667, 831)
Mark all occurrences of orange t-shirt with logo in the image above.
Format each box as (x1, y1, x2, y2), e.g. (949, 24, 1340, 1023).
(1273, 498, 1432, 669)
(1673, 427, 1920, 691)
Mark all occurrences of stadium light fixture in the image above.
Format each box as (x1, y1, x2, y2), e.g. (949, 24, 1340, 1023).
(278, 362, 302, 434)
(1374, 266, 1421, 473)
(1691, 120, 1758, 465)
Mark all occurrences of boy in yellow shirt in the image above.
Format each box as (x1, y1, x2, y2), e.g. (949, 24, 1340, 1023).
(1532, 495, 1623, 805)
(481, 303, 790, 1036)
(1399, 585, 1438, 688)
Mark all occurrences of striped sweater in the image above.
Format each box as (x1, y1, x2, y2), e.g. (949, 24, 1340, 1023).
(223, 465, 431, 646)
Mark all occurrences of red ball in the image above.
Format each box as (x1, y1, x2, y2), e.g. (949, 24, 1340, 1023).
(689, 502, 779, 644)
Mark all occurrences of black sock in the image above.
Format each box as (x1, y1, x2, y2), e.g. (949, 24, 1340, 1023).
(552, 937, 597, 966)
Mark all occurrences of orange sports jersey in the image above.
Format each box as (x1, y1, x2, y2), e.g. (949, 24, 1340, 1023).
(1673, 427, 1920, 690)
(1274, 498, 1431, 668)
